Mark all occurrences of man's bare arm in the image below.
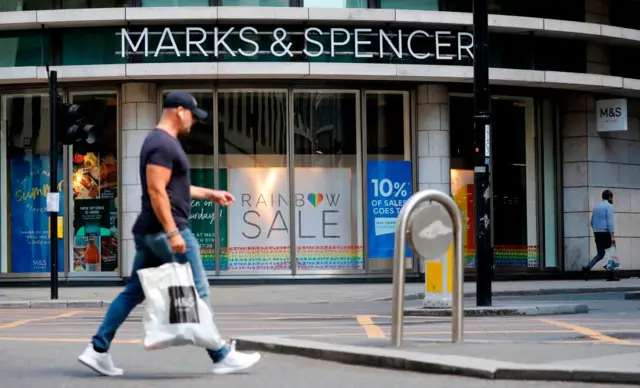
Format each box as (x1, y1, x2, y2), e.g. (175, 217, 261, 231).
(190, 185, 209, 200)
(147, 164, 178, 234)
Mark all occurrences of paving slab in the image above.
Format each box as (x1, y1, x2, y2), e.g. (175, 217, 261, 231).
(404, 303, 589, 317)
(236, 336, 640, 385)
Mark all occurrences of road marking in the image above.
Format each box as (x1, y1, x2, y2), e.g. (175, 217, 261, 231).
(0, 311, 82, 329)
(537, 318, 630, 344)
(356, 315, 386, 338)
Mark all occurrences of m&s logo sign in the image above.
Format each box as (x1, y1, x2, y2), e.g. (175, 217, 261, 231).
(596, 98, 628, 132)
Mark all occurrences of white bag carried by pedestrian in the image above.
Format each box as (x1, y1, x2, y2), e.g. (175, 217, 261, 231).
(604, 244, 621, 271)
(137, 262, 222, 351)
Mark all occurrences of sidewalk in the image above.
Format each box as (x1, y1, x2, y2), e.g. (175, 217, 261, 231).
(238, 336, 640, 385)
(1, 278, 640, 307)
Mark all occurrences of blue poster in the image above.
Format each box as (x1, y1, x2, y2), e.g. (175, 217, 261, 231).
(367, 160, 413, 259)
(10, 155, 65, 273)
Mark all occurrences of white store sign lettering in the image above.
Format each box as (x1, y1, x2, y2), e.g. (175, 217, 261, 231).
(119, 27, 474, 61)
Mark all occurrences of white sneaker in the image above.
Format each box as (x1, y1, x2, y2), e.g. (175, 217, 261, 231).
(78, 344, 124, 376)
(211, 341, 261, 375)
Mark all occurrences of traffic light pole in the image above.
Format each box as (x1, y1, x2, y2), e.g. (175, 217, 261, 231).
(49, 70, 59, 300)
(473, 0, 493, 306)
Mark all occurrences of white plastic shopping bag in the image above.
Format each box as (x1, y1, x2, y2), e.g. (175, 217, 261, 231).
(604, 244, 621, 271)
(137, 262, 222, 351)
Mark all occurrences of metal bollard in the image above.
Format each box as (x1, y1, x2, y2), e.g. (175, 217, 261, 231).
(391, 189, 464, 347)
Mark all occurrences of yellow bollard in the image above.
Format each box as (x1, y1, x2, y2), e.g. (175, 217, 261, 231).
(423, 243, 453, 308)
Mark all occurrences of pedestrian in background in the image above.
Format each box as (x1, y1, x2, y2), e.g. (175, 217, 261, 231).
(582, 189, 615, 281)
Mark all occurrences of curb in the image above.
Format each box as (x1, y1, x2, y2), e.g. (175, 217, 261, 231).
(235, 336, 640, 385)
(0, 300, 111, 308)
(404, 304, 589, 317)
(625, 292, 640, 300)
(367, 286, 640, 302)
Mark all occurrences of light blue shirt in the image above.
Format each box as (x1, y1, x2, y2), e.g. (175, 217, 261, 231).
(591, 200, 615, 234)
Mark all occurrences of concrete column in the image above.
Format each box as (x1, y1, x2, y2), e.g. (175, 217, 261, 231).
(585, 0, 611, 75)
(416, 85, 451, 306)
(120, 82, 157, 276)
(561, 93, 640, 271)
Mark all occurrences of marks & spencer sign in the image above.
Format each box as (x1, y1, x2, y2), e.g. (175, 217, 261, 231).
(118, 26, 474, 63)
(596, 99, 628, 132)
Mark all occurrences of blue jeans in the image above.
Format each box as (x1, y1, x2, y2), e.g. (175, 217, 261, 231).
(91, 228, 229, 363)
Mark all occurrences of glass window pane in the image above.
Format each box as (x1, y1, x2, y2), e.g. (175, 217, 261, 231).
(0, 31, 46, 67)
(221, 0, 288, 6)
(4, 95, 65, 273)
(159, 92, 216, 271)
(380, 0, 438, 10)
(61, 28, 125, 66)
(219, 90, 290, 272)
(293, 91, 363, 271)
(70, 94, 119, 273)
(61, 0, 126, 8)
(303, 0, 366, 8)
(365, 93, 412, 270)
(0, 0, 52, 11)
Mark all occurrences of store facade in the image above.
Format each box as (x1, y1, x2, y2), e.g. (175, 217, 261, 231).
(1, 2, 640, 281)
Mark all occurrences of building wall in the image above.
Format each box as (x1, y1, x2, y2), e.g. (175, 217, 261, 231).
(562, 94, 640, 271)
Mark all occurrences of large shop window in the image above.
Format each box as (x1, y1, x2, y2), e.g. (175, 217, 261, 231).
(70, 93, 119, 273)
(293, 91, 364, 271)
(166, 91, 216, 271)
(450, 96, 539, 270)
(218, 90, 290, 272)
(2, 94, 64, 274)
(364, 92, 412, 270)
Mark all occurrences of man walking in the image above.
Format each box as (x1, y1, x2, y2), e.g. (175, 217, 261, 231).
(78, 91, 261, 376)
(582, 189, 615, 281)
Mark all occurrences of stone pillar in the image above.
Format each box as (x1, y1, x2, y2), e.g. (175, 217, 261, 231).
(120, 83, 157, 276)
(416, 85, 450, 283)
(561, 93, 640, 271)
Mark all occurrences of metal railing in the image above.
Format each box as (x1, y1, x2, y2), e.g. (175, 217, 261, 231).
(390, 189, 465, 347)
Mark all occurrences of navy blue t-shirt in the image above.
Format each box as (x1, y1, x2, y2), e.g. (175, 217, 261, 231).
(132, 128, 191, 234)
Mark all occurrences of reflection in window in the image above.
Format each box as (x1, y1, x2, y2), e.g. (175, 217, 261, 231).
(450, 97, 539, 269)
(381, 0, 438, 10)
(61, 28, 125, 66)
(218, 91, 290, 272)
(5, 95, 65, 273)
(0, 31, 46, 67)
(221, 0, 288, 6)
(293, 91, 364, 271)
(70, 94, 119, 273)
(303, 0, 366, 8)
(0, 0, 51, 11)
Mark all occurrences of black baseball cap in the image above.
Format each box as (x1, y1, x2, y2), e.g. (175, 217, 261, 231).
(163, 91, 208, 121)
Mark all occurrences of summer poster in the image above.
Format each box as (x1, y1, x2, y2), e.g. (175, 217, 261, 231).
(9, 154, 65, 273)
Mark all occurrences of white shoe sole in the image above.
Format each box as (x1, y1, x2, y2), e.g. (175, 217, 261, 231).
(78, 354, 124, 377)
(211, 353, 261, 375)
